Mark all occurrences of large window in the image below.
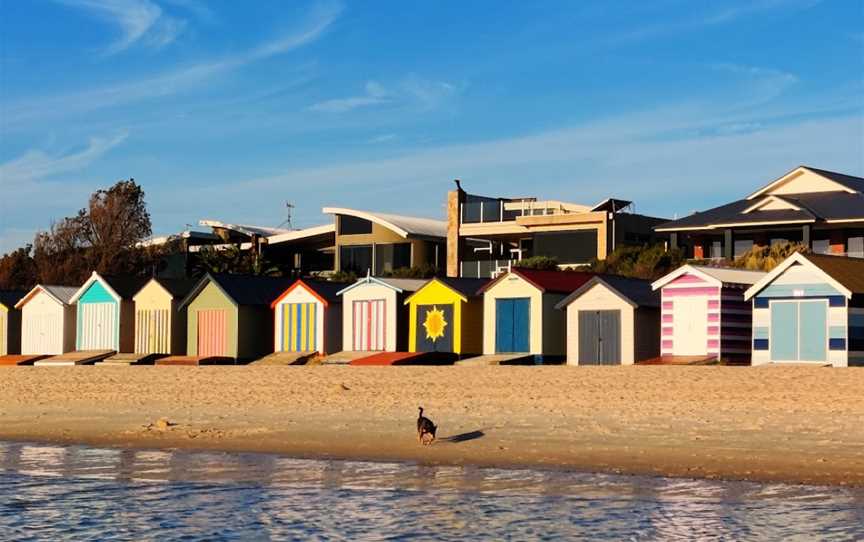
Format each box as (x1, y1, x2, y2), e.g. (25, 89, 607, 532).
(339, 215, 372, 235)
(375, 243, 411, 273)
(340, 245, 372, 274)
(533, 230, 597, 264)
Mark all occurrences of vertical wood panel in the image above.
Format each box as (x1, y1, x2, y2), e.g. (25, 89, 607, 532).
(197, 309, 227, 357)
(0, 311, 6, 355)
(136, 309, 170, 354)
(80, 303, 116, 350)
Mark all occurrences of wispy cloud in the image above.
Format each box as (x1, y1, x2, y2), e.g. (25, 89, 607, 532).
(3, 3, 342, 126)
(55, 0, 186, 55)
(711, 63, 799, 106)
(367, 133, 397, 144)
(308, 77, 462, 114)
(0, 132, 128, 185)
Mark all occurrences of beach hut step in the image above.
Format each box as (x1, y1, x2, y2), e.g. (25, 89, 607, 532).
(249, 351, 317, 366)
(35, 350, 115, 366)
(155, 356, 234, 366)
(637, 355, 718, 365)
(0, 354, 49, 366)
(454, 353, 536, 366)
(350, 351, 458, 366)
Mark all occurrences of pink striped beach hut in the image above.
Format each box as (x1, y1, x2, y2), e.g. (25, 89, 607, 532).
(651, 265, 766, 363)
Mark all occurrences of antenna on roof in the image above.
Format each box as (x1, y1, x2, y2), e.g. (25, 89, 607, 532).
(277, 202, 295, 230)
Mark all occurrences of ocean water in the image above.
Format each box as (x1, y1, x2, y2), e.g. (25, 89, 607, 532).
(0, 442, 862, 541)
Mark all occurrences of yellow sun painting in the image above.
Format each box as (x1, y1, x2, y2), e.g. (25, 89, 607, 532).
(423, 306, 448, 343)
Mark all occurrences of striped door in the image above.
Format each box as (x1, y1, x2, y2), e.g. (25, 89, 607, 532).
(79, 303, 116, 350)
(282, 303, 317, 352)
(197, 309, 228, 357)
(136, 309, 170, 354)
(23, 312, 63, 355)
(353, 299, 386, 351)
(0, 311, 6, 355)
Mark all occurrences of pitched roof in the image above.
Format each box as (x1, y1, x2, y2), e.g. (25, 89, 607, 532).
(151, 277, 198, 298)
(271, 279, 345, 308)
(556, 275, 660, 310)
(799, 254, 864, 294)
(0, 290, 26, 310)
(480, 268, 594, 295)
(14, 285, 78, 309)
(323, 207, 447, 240)
(436, 277, 490, 297)
(802, 166, 864, 193)
(100, 275, 151, 299)
(179, 274, 295, 309)
(652, 265, 766, 291)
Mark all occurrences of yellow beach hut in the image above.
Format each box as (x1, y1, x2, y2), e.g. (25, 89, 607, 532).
(133, 278, 196, 355)
(404, 277, 488, 357)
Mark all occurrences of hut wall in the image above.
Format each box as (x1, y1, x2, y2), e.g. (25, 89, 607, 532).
(237, 305, 273, 361)
(21, 290, 72, 355)
(660, 273, 721, 359)
(482, 274, 543, 355)
(77, 281, 119, 351)
(274, 286, 324, 353)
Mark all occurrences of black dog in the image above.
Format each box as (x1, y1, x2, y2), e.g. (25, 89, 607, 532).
(417, 407, 437, 445)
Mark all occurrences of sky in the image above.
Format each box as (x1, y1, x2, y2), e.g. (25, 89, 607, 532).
(1, 0, 863, 253)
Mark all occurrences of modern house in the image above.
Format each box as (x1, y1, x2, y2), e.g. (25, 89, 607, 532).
(15, 285, 77, 356)
(404, 277, 488, 357)
(744, 253, 864, 367)
(70, 273, 149, 352)
(651, 265, 766, 363)
(0, 291, 25, 356)
(337, 275, 426, 353)
(556, 276, 661, 365)
(133, 278, 196, 355)
(655, 166, 864, 260)
(447, 182, 666, 278)
(324, 208, 447, 275)
(271, 279, 343, 356)
(479, 268, 594, 362)
(179, 274, 293, 362)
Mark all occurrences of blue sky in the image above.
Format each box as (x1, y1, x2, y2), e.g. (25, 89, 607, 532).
(1, 0, 862, 252)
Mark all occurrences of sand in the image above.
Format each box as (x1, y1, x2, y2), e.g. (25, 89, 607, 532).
(0, 365, 862, 487)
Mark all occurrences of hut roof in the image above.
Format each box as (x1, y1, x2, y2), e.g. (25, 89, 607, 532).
(179, 274, 294, 309)
(479, 268, 594, 295)
(556, 275, 660, 310)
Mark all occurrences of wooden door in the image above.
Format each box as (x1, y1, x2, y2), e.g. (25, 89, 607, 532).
(495, 298, 530, 353)
(578, 310, 621, 365)
(197, 309, 228, 357)
(671, 296, 707, 355)
(136, 309, 170, 354)
(282, 303, 317, 352)
(352, 299, 385, 351)
(79, 302, 116, 350)
(416, 304, 454, 353)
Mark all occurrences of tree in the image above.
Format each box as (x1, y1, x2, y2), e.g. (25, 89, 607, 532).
(732, 242, 808, 272)
(0, 246, 37, 291)
(79, 179, 152, 273)
(513, 256, 559, 271)
(191, 245, 281, 277)
(588, 244, 686, 280)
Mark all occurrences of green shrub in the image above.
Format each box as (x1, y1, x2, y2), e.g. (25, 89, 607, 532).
(513, 256, 559, 270)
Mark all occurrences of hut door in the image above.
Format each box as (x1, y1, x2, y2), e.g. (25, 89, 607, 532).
(578, 310, 621, 365)
(80, 303, 116, 350)
(353, 299, 385, 351)
(495, 298, 530, 353)
(0, 310, 6, 355)
(416, 304, 454, 353)
(671, 296, 707, 355)
(198, 309, 227, 357)
(136, 309, 170, 354)
(770, 300, 827, 362)
(23, 312, 62, 355)
(282, 303, 317, 352)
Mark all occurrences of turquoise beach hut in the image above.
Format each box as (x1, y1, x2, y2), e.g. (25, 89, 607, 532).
(69, 272, 149, 353)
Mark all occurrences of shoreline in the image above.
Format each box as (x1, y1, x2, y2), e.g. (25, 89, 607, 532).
(1, 366, 862, 487)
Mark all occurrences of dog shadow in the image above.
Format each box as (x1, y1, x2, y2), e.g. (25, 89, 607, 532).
(443, 430, 486, 443)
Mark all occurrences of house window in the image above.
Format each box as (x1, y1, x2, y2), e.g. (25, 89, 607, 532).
(533, 230, 597, 264)
(812, 239, 831, 255)
(375, 243, 412, 273)
(734, 239, 753, 257)
(339, 216, 372, 235)
(339, 245, 372, 274)
(849, 237, 864, 259)
(710, 241, 723, 260)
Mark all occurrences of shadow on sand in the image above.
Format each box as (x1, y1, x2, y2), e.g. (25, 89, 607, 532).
(444, 430, 486, 443)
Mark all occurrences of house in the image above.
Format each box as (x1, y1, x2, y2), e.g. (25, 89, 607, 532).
(324, 208, 447, 275)
(178, 274, 294, 362)
(655, 166, 864, 261)
(651, 265, 766, 363)
(133, 278, 196, 355)
(0, 291, 26, 356)
(15, 285, 77, 355)
(447, 182, 666, 278)
(337, 275, 426, 353)
(479, 268, 594, 362)
(555, 276, 660, 365)
(744, 253, 864, 367)
(271, 279, 343, 356)
(404, 277, 489, 357)
(69, 273, 149, 352)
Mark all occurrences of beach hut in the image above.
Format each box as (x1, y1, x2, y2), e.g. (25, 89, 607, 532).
(15, 285, 77, 355)
(556, 276, 661, 365)
(133, 278, 196, 355)
(271, 279, 343, 355)
(337, 276, 426, 352)
(69, 273, 149, 352)
(0, 291, 26, 356)
(178, 274, 293, 362)
(403, 277, 488, 357)
(651, 265, 766, 363)
(479, 268, 594, 362)
(744, 253, 864, 367)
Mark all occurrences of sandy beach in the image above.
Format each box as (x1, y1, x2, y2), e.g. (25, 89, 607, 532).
(0, 365, 862, 487)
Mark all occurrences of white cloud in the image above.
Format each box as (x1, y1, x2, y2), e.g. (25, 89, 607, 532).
(308, 80, 390, 113)
(368, 133, 397, 143)
(56, 0, 185, 55)
(0, 132, 128, 185)
(308, 77, 462, 114)
(4, 3, 341, 126)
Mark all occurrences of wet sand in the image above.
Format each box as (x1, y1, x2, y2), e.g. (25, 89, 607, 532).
(0, 365, 862, 486)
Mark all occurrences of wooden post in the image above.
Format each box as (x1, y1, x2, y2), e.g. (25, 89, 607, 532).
(447, 181, 465, 277)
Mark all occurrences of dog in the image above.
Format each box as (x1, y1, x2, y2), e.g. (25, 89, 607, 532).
(417, 406, 437, 445)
